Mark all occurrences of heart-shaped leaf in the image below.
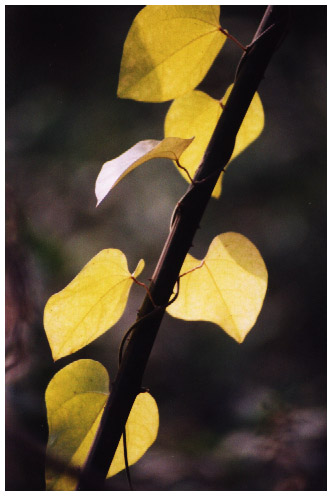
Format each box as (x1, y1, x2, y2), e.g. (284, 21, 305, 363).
(167, 233, 268, 343)
(118, 6, 226, 102)
(45, 359, 159, 490)
(44, 250, 144, 360)
(95, 137, 194, 206)
(164, 86, 264, 198)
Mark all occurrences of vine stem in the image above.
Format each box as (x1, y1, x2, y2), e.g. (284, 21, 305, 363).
(122, 428, 133, 490)
(76, 6, 290, 490)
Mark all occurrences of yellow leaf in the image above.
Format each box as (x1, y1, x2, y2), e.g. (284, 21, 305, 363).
(45, 359, 159, 490)
(95, 137, 194, 206)
(44, 250, 144, 360)
(45, 360, 108, 490)
(164, 90, 222, 196)
(167, 233, 268, 343)
(117, 6, 226, 102)
(106, 392, 158, 478)
(164, 86, 264, 198)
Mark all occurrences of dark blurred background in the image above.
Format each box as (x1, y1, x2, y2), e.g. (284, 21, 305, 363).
(5, 5, 326, 491)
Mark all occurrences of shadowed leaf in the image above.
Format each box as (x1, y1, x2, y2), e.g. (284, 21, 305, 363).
(95, 137, 194, 206)
(45, 359, 159, 490)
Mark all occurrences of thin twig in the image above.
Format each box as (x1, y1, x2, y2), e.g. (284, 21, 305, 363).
(118, 308, 161, 366)
(118, 281, 180, 367)
(123, 428, 133, 490)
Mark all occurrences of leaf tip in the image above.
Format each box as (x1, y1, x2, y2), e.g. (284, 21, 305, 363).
(95, 177, 106, 207)
(51, 347, 64, 362)
(116, 87, 125, 100)
(133, 258, 145, 278)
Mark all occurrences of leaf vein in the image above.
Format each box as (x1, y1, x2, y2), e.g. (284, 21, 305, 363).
(129, 28, 221, 92)
(204, 262, 239, 334)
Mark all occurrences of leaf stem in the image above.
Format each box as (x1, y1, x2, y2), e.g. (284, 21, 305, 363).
(175, 159, 195, 184)
(179, 259, 205, 278)
(220, 26, 247, 52)
(131, 276, 156, 307)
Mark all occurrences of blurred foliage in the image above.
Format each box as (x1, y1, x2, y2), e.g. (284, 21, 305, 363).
(6, 6, 326, 490)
